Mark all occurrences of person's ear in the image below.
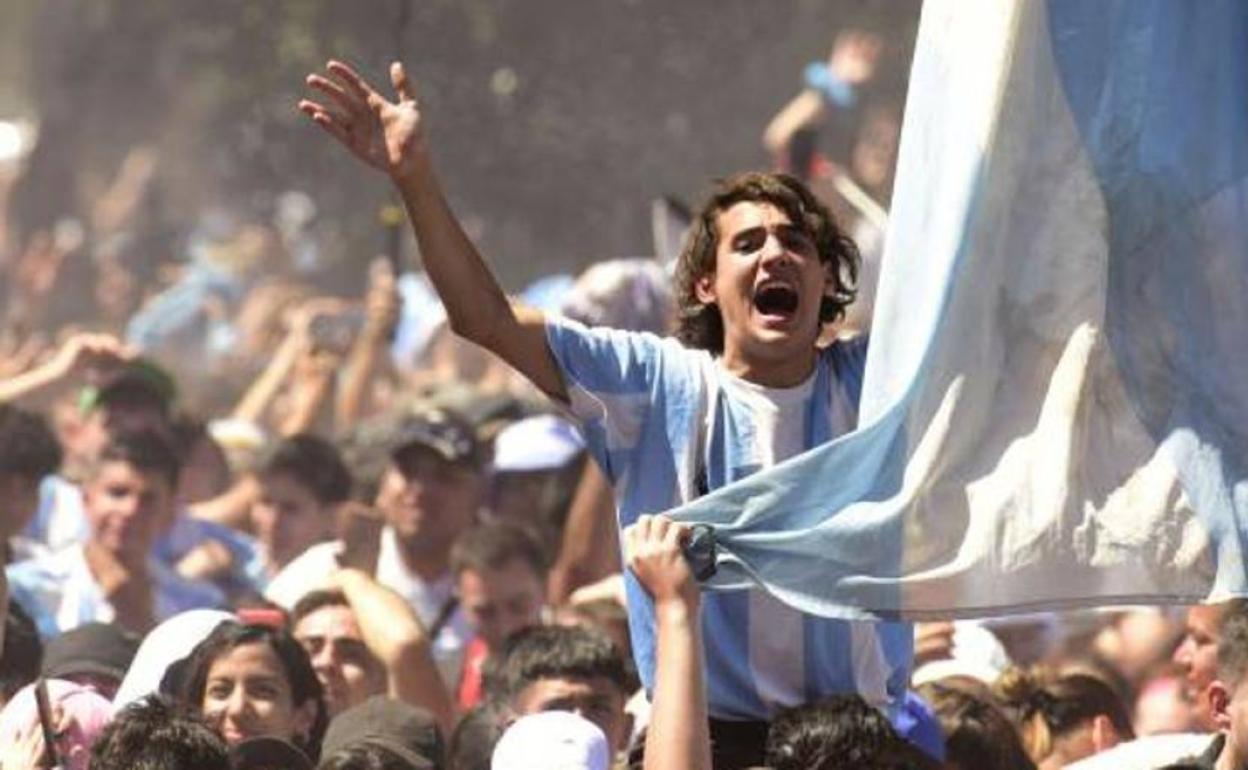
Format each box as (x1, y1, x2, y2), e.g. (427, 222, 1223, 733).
(694, 274, 717, 306)
(1210, 680, 1233, 731)
(1089, 714, 1120, 752)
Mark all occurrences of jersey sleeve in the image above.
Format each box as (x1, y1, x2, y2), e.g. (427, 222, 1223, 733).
(545, 316, 698, 484)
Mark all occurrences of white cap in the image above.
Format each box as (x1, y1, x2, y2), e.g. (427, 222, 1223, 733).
(492, 415, 585, 473)
(491, 712, 610, 770)
(112, 609, 237, 709)
(911, 621, 1012, 687)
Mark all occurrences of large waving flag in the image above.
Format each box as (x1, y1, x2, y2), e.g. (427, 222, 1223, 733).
(672, 0, 1248, 619)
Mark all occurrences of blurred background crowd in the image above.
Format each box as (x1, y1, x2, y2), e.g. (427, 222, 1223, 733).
(0, 2, 1238, 770)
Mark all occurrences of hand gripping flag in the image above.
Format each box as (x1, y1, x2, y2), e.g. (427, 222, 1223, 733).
(671, 0, 1248, 620)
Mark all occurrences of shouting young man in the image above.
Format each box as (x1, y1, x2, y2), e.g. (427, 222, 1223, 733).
(299, 60, 911, 768)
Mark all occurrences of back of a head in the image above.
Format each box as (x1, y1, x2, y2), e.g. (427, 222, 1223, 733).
(764, 695, 928, 770)
(486, 625, 629, 705)
(90, 696, 230, 770)
(918, 681, 1037, 770)
(994, 665, 1133, 765)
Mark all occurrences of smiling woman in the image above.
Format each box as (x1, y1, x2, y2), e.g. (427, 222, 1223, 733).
(175, 621, 328, 761)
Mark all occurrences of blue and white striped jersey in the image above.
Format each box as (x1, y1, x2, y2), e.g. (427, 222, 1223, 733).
(545, 317, 913, 720)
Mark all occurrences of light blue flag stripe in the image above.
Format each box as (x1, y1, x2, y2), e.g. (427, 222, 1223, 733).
(669, 0, 1248, 620)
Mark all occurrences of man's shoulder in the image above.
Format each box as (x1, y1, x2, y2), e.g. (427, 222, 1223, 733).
(545, 316, 703, 374)
(6, 544, 81, 583)
(1064, 733, 1218, 770)
(5, 546, 87, 638)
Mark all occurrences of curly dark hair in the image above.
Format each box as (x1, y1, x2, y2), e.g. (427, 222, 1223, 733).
(765, 695, 932, 770)
(674, 171, 860, 354)
(90, 696, 230, 770)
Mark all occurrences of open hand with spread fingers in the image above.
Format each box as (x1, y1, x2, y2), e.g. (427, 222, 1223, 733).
(299, 60, 428, 183)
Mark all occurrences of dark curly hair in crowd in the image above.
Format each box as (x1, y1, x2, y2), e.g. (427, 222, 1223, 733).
(917, 681, 1037, 770)
(764, 695, 935, 770)
(674, 171, 860, 354)
(174, 621, 328, 760)
(484, 624, 631, 703)
(90, 696, 230, 770)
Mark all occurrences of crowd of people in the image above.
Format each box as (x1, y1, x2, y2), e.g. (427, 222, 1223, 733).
(0, 24, 1244, 770)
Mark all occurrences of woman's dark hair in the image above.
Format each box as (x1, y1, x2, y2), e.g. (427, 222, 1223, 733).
(994, 665, 1134, 764)
(916, 681, 1036, 770)
(674, 171, 860, 354)
(176, 621, 328, 760)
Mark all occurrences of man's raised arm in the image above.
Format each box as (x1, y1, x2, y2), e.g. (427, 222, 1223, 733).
(298, 60, 566, 401)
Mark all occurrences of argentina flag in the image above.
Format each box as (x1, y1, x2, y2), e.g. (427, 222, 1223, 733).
(670, 0, 1248, 620)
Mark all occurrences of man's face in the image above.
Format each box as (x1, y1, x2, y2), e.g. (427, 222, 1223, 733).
(512, 676, 629, 754)
(376, 445, 482, 559)
(83, 460, 173, 565)
(252, 472, 334, 569)
(695, 201, 830, 384)
(457, 558, 546, 652)
(293, 603, 386, 717)
(0, 473, 41, 541)
(1174, 604, 1226, 727)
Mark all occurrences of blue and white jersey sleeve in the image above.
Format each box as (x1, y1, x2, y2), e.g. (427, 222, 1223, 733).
(545, 316, 708, 525)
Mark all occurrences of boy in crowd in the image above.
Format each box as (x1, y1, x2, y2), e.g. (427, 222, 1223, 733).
(300, 58, 910, 767)
(268, 409, 486, 681)
(6, 430, 221, 636)
(251, 432, 353, 575)
(451, 521, 548, 709)
(487, 624, 634, 758)
(290, 568, 455, 733)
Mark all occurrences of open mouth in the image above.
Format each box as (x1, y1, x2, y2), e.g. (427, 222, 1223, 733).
(753, 284, 799, 317)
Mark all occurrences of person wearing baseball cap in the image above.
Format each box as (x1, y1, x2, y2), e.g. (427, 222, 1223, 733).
(318, 695, 444, 770)
(40, 622, 139, 700)
(266, 408, 486, 692)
